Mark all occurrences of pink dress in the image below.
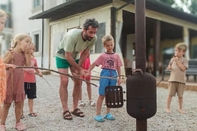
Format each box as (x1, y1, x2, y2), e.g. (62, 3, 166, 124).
(0, 58, 6, 105)
(82, 57, 91, 80)
(5, 52, 26, 103)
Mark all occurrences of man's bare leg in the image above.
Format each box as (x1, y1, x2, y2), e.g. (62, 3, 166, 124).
(58, 69, 69, 112)
(70, 67, 84, 117)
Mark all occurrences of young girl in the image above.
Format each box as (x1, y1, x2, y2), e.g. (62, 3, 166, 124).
(78, 52, 95, 107)
(22, 43, 42, 118)
(88, 34, 122, 122)
(0, 33, 32, 131)
(0, 9, 16, 123)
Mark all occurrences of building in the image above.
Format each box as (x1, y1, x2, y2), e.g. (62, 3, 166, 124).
(0, 0, 13, 56)
(1, 0, 197, 76)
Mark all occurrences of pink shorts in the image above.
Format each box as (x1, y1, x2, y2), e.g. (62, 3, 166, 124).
(82, 57, 91, 80)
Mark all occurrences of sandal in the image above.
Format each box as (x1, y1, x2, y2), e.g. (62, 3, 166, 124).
(15, 122, 26, 131)
(71, 108, 85, 117)
(0, 125, 6, 131)
(28, 113, 37, 117)
(104, 113, 115, 120)
(78, 100, 85, 107)
(20, 114, 25, 119)
(94, 115, 105, 122)
(63, 110, 73, 120)
(89, 101, 96, 107)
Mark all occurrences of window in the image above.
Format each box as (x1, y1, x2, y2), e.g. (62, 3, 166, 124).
(0, 5, 7, 11)
(34, 34, 40, 52)
(95, 22, 106, 53)
(33, 0, 41, 8)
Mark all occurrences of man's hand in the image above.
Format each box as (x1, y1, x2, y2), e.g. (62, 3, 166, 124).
(78, 67, 86, 76)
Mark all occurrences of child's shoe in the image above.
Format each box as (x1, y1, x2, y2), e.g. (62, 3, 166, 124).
(104, 113, 115, 120)
(89, 100, 96, 107)
(94, 115, 105, 122)
(0, 125, 6, 131)
(15, 122, 26, 131)
(78, 100, 85, 107)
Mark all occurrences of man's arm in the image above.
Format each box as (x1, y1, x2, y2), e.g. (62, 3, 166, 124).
(65, 52, 82, 73)
(78, 49, 90, 67)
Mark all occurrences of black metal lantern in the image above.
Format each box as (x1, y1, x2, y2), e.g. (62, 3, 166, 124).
(126, 70, 156, 119)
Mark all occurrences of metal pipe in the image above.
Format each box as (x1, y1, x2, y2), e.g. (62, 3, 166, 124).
(135, 0, 147, 130)
(135, 0, 146, 72)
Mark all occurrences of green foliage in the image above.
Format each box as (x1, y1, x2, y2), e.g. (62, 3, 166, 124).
(189, 0, 197, 15)
(157, 0, 197, 16)
(157, 0, 175, 5)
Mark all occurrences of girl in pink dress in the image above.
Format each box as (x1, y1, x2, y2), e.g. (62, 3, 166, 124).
(22, 43, 42, 118)
(0, 34, 32, 131)
(0, 9, 16, 131)
(78, 53, 95, 107)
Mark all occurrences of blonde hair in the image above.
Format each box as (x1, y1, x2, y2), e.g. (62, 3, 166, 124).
(12, 33, 31, 48)
(175, 42, 187, 52)
(102, 34, 114, 46)
(30, 42, 36, 57)
(0, 9, 7, 18)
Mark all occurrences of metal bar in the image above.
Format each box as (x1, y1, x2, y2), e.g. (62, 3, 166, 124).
(111, 7, 116, 52)
(135, 0, 146, 72)
(135, 0, 147, 130)
(153, 20, 161, 76)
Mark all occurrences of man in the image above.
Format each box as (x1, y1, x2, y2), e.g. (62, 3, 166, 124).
(56, 18, 99, 120)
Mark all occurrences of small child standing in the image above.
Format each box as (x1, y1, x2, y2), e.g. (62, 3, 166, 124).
(78, 52, 95, 107)
(0, 8, 16, 122)
(21, 43, 42, 118)
(0, 34, 32, 131)
(88, 34, 122, 122)
(166, 43, 188, 114)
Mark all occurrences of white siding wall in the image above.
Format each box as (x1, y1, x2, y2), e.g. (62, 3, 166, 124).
(11, 0, 43, 67)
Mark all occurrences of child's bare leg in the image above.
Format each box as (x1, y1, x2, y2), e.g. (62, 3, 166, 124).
(96, 95, 104, 115)
(0, 105, 2, 120)
(1, 103, 11, 125)
(79, 86, 82, 101)
(178, 97, 185, 113)
(106, 107, 110, 114)
(86, 81, 91, 101)
(28, 99, 34, 113)
(166, 95, 172, 113)
(15, 101, 23, 124)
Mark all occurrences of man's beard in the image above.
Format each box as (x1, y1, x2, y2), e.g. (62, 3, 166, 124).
(84, 33, 93, 41)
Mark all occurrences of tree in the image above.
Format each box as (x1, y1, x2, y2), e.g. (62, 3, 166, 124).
(156, 0, 197, 16)
(189, 0, 197, 15)
(157, 0, 175, 5)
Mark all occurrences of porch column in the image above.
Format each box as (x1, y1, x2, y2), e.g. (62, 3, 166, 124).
(111, 7, 116, 51)
(183, 26, 190, 59)
(153, 20, 160, 77)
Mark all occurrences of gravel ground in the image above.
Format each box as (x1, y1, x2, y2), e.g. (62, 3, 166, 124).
(3, 75, 197, 131)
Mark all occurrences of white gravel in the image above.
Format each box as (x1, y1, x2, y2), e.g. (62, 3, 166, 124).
(3, 75, 197, 131)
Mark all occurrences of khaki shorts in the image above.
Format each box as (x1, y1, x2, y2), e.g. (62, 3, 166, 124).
(168, 82, 186, 97)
